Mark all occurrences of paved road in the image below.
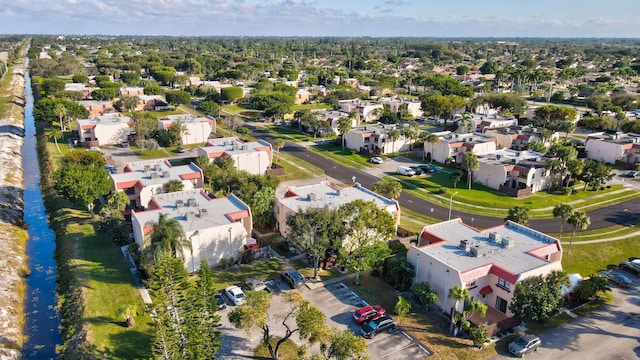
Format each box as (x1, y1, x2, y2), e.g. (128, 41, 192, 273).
(249, 125, 640, 233)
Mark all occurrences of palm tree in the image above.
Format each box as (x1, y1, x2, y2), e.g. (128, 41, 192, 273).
(420, 132, 439, 162)
(387, 129, 401, 154)
(372, 179, 403, 199)
(460, 112, 473, 132)
(401, 127, 417, 150)
(148, 213, 190, 261)
(394, 296, 411, 325)
(460, 152, 479, 190)
(448, 286, 470, 314)
(553, 204, 573, 240)
(107, 191, 130, 211)
(567, 210, 590, 254)
(337, 117, 352, 150)
(506, 206, 530, 225)
(117, 304, 138, 328)
(273, 138, 285, 165)
(49, 127, 63, 154)
(164, 179, 184, 193)
(54, 103, 68, 131)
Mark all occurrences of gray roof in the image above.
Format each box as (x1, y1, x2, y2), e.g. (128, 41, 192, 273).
(112, 159, 201, 187)
(417, 219, 561, 276)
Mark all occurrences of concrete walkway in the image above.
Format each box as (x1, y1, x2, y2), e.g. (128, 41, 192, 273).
(120, 246, 152, 304)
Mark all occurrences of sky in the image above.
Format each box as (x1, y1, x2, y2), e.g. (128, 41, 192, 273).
(1, 0, 640, 38)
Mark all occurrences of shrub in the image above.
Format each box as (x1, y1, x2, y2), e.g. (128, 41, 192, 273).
(388, 241, 408, 255)
(135, 138, 159, 150)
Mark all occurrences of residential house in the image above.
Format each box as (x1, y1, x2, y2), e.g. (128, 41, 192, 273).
(79, 100, 115, 116)
(312, 110, 354, 135)
(64, 83, 94, 99)
(110, 159, 204, 210)
(119, 87, 145, 97)
(158, 115, 216, 145)
(338, 99, 383, 123)
(344, 123, 414, 155)
(585, 132, 640, 167)
(131, 189, 252, 271)
(423, 132, 497, 164)
(196, 137, 272, 175)
(483, 125, 559, 151)
(137, 95, 168, 111)
(474, 114, 519, 133)
(408, 218, 563, 336)
(380, 97, 423, 118)
(475, 149, 552, 198)
(76, 114, 132, 146)
(295, 89, 311, 104)
(274, 181, 400, 237)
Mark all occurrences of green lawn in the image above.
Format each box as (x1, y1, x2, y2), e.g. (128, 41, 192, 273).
(264, 126, 315, 142)
(311, 143, 371, 169)
(54, 207, 153, 359)
(211, 259, 286, 291)
(561, 235, 639, 276)
(131, 147, 171, 159)
(291, 103, 332, 111)
(275, 152, 325, 181)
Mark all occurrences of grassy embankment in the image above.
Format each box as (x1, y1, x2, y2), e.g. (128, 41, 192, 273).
(37, 119, 153, 358)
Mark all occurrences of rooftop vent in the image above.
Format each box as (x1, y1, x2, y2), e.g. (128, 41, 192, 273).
(154, 164, 162, 171)
(185, 212, 195, 221)
(488, 232, 501, 242)
(199, 208, 208, 217)
(149, 172, 158, 179)
(307, 193, 317, 201)
(175, 200, 184, 208)
(336, 189, 342, 196)
(470, 246, 483, 257)
(459, 239, 471, 251)
(187, 198, 198, 207)
(144, 164, 151, 172)
(502, 237, 515, 248)
(162, 171, 170, 178)
(496, 154, 501, 160)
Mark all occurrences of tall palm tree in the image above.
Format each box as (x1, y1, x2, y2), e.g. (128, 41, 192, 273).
(567, 210, 590, 254)
(54, 103, 68, 131)
(506, 206, 530, 226)
(420, 132, 439, 162)
(337, 117, 352, 150)
(273, 138, 285, 165)
(401, 127, 416, 150)
(387, 129, 401, 154)
(148, 213, 190, 261)
(552, 204, 573, 239)
(49, 127, 63, 154)
(460, 152, 479, 190)
(448, 286, 471, 313)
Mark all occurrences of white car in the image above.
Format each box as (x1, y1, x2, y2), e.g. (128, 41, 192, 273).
(244, 278, 267, 292)
(224, 285, 246, 305)
(371, 156, 383, 164)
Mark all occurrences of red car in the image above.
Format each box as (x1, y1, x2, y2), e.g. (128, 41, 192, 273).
(352, 305, 386, 324)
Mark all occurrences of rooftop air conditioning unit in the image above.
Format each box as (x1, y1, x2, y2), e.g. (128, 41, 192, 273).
(185, 212, 195, 221)
(307, 193, 316, 201)
(502, 237, 515, 248)
(149, 172, 158, 179)
(488, 231, 501, 242)
(187, 198, 198, 207)
(144, 165, 151, 172)
(459, 239, 471, 251)
(470, 246, 483, 257)
(199, 208, 208, 217)
(336, 189, 342, 196)
(175, 200, 184, 208)
(162, 171, 170, 178)
(154, 164, 162, 171)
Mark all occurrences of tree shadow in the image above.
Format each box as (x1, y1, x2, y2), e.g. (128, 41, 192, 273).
(106, 327, 153, 359)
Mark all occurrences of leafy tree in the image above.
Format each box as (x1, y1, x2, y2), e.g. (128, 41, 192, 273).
(411, 282, 438, 307)
(114, 95, 140, 113)
(33, 98, 89, 124)
(382, 256, 414, 291)
(131, 111, 160, 140)
(460, 152, 479, 190)
(552, 203, 573, 239)
(196, 100, 220, 116)
(287, 207, 345, 279)
(509, 271, 570, 322)
(372, 179, 402, 199)
(247, 187, 276, 228)
(394, 296, 411, 325)
(107, 190, 130, 211)
(566, 210, 590, 254)
(338, 200, 395, 285)
(505, 206, 530, 226)
(41, 77, 66, 96)
(337, 117, 352, 150)
(72, 74, 88, 83)
(575, 274, 610, 301)
(469, 325, 489, 348)
(220, 86, 244, 103)
(579, 159, 613, 190)
(165, 90, 191, 109)
(53, 103, 68, 131)
(450, 169, 463, 188)
(164, 179, 185, 193)
(117, 304, 138, 328)
(229, 290, 327, 360)
(526, 141, 547, 153)
(53, 164, 111, 213)
(144, 83, 163, 95)
(236, 126, 251, 139)
(90, 87, 118, 100)
(319, 328, 368, 360)
(273, 138, 285, 164)
(120, 72, 141, 86)
(479, 61, 499, 75)
(184, 259, 222, 358)
(60, 149, 106, 167)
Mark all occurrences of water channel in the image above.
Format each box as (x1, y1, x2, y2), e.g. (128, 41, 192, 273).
(21, 58, 62, 359)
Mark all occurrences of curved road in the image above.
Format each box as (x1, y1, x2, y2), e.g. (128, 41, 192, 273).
(251, 126, 640, 233)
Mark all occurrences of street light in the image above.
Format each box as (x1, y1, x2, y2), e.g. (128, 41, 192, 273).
(415, 253, 420, 283)
(448, 192, 459, 220)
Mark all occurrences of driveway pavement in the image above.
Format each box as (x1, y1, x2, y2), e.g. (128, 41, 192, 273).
(490, 269, 640, 360)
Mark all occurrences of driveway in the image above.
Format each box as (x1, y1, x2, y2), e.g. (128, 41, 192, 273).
(490, 270, 640, 360)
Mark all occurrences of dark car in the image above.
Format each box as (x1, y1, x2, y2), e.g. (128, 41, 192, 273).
(352, 305, 386, 324)
(600, 271, 633, 288)
(360, 315, 395, 339)
(508, 334, 541, 358)
(214, 293, 227, 310)
(409, 166, 423, 175)
(281, 269, 305, 289)
(627, 171, 640, 178)
(419, 164, 438, 173)
(619, 258, 640, 276)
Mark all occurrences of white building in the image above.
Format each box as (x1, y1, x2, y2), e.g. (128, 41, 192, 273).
(196, 137, 273, 175)
(423, 132, 497, 164)
(274, 181, 400, 237)
(585, 132, 640, 165)
(344, 123, 414, 155)
(338, 99, 384, 123)
(483, 125, 559, 151)
(474, 114, 519, 133)
(379, 97, 423, 118)
(408, 218, 563, 335)
(131, 189, 252, 271)
(76, 114, 131, 146)
(158, 115, 216, 145)
(111, 159, 204, 210)
(475, 149, 552, 197)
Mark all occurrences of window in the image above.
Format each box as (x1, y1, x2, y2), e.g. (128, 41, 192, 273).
(495, 296, 508, 313)
(497, 278, 510, 291)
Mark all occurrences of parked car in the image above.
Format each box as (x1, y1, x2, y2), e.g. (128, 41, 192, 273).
(176, 146, 186, 153)
(281, 269, 305, 289)
(396, 166, 416, 176)
(224, 285, 246, 305)
(88, 146, 104, 154)
(121, 141, 129, 147)
(360, 315, 395, 339)
(600, 270, 633, 288)
(508, 334, 541, 358)
(419, 164, 438, 173)
(214, 293, 227, 310)
(352, 305, 386, 324)
(244, 278, 267, 292)
(409, 166, 423, 175)
(104, 165, 117, 174)
(627, 171, 640, 178)
(619, 258, 640, 276)
(370, 156, 384, 164)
